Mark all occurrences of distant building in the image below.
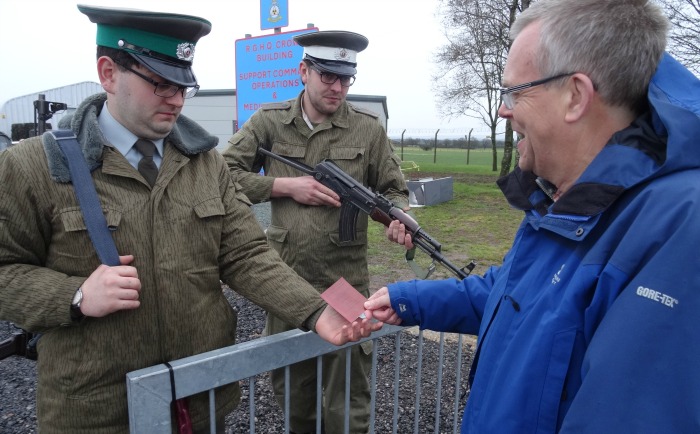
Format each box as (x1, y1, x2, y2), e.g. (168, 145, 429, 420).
(0, 82, 103, 141)
(0, 83, 389, 151)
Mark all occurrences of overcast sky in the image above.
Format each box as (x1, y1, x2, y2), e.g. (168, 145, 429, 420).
(0, 0, 494, 138)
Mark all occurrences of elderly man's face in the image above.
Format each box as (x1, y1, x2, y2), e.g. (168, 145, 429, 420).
(498, 22, 570, 181)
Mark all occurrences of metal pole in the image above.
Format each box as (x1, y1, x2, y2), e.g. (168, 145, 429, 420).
(466, 128, 473, 165)
(400, 129, 406, 160)
(433, 129, 440, 163)
(36, 94, 47, 136)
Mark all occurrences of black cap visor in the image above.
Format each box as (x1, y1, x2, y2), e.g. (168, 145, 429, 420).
(307, 56, 357, 76)
(129, 52, 197, 87)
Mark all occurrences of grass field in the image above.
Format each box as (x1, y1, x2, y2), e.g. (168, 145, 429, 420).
(394, 147, 516, 174)
(366, 148, 524, 289)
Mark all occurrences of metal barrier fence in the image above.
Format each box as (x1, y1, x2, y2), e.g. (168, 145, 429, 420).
(127, 325, 473, 434)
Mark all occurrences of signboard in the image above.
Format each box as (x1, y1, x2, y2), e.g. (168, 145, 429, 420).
(260, 0, 289, 30)
(234, 27, 318, 129)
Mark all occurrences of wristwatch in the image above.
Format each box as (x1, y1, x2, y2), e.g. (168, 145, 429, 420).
(70, 287, 85, 321)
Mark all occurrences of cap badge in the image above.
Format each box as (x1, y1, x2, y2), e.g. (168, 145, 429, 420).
(335, 48, 349, 61)
(177, 43, 196, 62)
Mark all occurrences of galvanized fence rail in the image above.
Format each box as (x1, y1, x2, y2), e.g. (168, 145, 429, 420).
(127, 325, 472, 434)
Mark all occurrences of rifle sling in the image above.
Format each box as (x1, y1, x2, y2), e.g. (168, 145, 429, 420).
(50, 130, 120, 266)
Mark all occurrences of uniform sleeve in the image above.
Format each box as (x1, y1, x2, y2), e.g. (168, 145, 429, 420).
(221, 110, 276, 204)
(387, 265, 499, 335)
(0, 147, 86, 331)
(215, 153, 326, 327)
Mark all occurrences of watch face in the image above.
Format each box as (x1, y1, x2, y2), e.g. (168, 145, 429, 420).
(72, 288, 83, 306)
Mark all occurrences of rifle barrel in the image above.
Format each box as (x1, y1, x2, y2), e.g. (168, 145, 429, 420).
(257, 148, 316, 176)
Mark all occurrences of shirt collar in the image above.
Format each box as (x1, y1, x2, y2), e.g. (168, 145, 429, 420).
(97, 102, 164, 157)
(300, 98, 315, 130)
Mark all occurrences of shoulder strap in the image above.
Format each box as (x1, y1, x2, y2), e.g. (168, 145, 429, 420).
(261, 101, 292, 110)
(347, 102, 379, 118)
(49, 130, 120, 266)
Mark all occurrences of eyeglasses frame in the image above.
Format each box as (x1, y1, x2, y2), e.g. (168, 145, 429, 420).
(499, 72, 575, 109)
(114, 61, 199, 99)
(308, 63, 356, 87)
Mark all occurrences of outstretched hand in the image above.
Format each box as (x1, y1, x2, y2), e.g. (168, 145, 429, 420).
(364, 287, 402, 325)
(315, 305, 383, 346)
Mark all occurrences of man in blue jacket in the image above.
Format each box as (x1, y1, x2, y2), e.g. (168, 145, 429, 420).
(366, 0, 700, 432)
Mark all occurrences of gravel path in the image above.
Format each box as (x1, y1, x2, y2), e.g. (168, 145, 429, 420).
(0, 203, 475, 433)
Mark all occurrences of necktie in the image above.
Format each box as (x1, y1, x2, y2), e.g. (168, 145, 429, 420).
(134, 139, 158, 187)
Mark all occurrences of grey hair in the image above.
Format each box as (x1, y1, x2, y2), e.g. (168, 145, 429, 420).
(511, 0, 668, 111)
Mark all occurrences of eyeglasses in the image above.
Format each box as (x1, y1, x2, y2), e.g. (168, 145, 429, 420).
(308, 64, 356, 87)
(115, 62, 199, 99)
(499, 72, 575, 110)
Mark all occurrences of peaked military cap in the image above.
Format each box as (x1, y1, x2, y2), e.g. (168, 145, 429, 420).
(294, 30, 369, 76)
(78, 4, 212, 87)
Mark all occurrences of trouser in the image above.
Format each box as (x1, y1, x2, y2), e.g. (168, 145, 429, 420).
(191, 413, 225, 434)
(265, 313, 373, 434)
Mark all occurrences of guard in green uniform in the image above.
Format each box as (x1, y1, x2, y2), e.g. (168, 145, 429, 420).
(223, 30, 409, 434)
(0, 8, 380, 433)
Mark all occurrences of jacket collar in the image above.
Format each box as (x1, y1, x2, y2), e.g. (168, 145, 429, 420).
(41, 92, 218, 183)
(498, 53, 700, 219)
(282, 91, 351, 129)
(497, 112, 662, 219)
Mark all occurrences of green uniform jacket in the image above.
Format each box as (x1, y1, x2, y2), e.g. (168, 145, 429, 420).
(223, 92, 408, 293)
(0, 93, 325, 434)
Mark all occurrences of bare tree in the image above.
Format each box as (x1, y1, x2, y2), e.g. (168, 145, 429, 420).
(498, 0, 529, 176)
(656, 0, 700, 76)
(433, 0, 532, 175)
(434, 0, 697, 176)
(434, 0, 504, 171)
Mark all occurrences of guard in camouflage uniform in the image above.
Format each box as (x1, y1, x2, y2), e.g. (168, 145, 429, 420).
(0, 8, 379, 434)
(223, 30, 409, 434)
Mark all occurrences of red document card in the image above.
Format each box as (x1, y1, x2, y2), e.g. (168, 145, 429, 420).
(321, 277, 367, 323)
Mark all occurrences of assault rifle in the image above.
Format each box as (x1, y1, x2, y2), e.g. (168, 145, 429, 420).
(257, 147, 475, 279)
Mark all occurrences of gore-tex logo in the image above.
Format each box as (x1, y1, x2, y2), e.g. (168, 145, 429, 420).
(636, 286, 678, 308)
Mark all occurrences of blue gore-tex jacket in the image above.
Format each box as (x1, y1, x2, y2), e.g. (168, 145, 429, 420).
(388, 54, 700, 434)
